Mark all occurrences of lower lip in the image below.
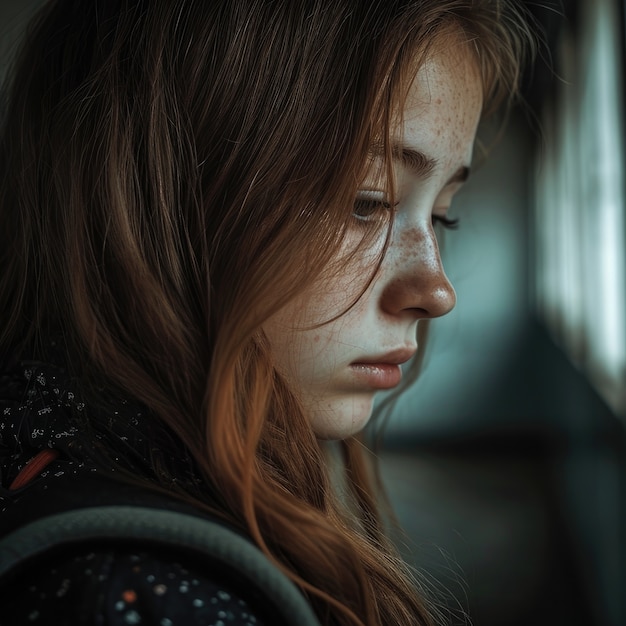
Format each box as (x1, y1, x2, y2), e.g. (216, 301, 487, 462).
(349, 363, 403, 389)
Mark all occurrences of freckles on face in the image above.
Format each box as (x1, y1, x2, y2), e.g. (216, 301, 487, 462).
(403, 45, 483, 172)
(263, 40, 483, 440)
(263, 252, 383, 439)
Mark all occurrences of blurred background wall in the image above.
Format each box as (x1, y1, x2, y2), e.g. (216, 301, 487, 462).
(1, 1, 624, 625)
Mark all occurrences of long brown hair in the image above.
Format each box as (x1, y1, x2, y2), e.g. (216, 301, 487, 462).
(0, 1, 533, 624)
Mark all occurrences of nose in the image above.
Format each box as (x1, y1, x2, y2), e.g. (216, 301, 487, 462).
(379, 225, 456, 319)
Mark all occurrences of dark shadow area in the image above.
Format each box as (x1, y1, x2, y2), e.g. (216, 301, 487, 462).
(380, 320, 625, 626)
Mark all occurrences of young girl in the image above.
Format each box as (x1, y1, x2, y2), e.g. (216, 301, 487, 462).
(0, 1, 533, 624)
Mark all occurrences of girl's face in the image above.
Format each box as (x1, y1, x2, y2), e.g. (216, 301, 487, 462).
(264, 44, 483, 439)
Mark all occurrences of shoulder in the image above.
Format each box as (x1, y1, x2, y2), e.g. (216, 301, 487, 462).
(3, 547, 265, 626)
(1, 471, 320, 626)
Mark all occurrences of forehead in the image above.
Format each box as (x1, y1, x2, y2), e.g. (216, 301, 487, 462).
(398, 40, 483, 167)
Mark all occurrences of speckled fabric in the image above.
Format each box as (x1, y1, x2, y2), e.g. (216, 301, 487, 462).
(5, 550, 264, 626)
(0, 345, 200, 495)
(0, 350, 267, 626)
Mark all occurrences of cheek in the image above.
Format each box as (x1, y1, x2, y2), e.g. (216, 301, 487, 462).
(270, 242, 380, 333)
(263, 230, 386, 382)
(264, 281, 372, 380)
(265, 296, 359, 375)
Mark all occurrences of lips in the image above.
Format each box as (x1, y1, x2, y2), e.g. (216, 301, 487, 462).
(351, 347, 417, 366)
(349, 347, 417, 390)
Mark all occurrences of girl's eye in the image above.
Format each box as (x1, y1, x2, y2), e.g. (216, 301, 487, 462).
(352, 197, 394, 222)
(432, 214, 460, 230)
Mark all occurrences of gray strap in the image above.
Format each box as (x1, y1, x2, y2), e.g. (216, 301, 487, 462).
(0, 505, 320, 626)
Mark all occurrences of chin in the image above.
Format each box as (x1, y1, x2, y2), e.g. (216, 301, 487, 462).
(310, 395, 375, 440)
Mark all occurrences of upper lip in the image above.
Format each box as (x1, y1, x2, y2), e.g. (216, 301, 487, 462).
(351, 347, 417, 366)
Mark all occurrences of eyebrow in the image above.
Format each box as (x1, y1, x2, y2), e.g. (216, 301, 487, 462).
(368, 141, 471, 185)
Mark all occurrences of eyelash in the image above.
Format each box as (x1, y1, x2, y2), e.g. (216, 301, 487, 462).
(352, 199, 460, 230)
(432, 215, 460, 230)
(352, 199, 394, 222)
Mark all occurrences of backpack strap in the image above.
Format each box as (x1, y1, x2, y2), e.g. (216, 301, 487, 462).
(0, 463, 322, 626)
(0, 504, 321, 626)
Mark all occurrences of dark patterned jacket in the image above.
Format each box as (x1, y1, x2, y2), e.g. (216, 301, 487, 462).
(0, 350, 317, 626)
